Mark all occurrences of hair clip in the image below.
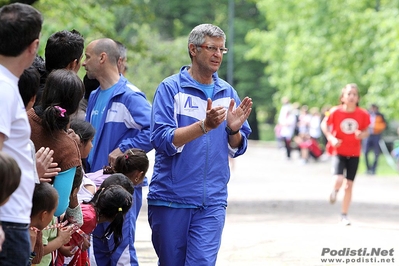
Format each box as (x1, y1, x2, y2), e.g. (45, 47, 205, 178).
(125, 154, 128, 159)
(118, 207, 122, 212)
(54, 106, 66, 117)
(129, 149, 135, 156)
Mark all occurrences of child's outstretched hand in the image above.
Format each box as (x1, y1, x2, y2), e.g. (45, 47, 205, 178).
(58, 225, 75, 245)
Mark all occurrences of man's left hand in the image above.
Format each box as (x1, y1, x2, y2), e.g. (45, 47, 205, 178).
(226, 97, 253, 131)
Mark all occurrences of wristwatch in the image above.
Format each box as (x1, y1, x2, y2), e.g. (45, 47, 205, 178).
(225, 125, 240, 135)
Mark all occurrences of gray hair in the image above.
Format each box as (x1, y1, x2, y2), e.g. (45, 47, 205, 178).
(188, 24, 226, 45)
(114, 40, 127, 60)
(187, 24, 226, 57)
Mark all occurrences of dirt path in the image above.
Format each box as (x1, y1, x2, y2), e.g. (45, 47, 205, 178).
(135, 141, 399, 265)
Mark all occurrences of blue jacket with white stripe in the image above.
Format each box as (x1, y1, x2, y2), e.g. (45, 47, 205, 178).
(148, 66, 251, 207)
(85, 75, 153, 173)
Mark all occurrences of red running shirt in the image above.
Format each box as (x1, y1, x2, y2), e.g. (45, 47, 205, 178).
(326, 106, 370, 157)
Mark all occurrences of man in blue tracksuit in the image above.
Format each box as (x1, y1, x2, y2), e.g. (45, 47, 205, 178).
(148, 24, 253, 266)
(83, 38, 153, 266)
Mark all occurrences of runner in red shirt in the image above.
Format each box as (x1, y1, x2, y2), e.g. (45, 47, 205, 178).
(321, 83, 370, 226)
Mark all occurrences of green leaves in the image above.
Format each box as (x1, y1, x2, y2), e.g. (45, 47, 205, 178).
(248, 0, 399, 119)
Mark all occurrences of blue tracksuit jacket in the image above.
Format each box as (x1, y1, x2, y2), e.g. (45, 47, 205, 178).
(85, 75, 153, 173)
(148, 66, 251, 207)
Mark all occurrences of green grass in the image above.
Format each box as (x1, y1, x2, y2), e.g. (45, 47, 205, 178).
(358, 153, 398, 176)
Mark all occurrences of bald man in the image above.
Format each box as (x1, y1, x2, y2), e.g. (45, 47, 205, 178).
(83, 38, 152, 266)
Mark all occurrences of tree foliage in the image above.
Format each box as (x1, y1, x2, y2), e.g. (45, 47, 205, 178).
(29, 0, 189, 101)
(1, 0, 275, 139)
(247, 0, 399, 120)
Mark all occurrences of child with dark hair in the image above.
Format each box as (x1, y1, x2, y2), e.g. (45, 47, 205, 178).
(0, 151, 21, 206)
(18, 64, 61, 184)
(88, 149, 149, 265)
(33, 168, 82, 266)
(88, 148, 149, 187)
(29, 182, 61, 265)
(30, 183, 59, 230)
(18, 65, 40, 110)
(67, 119, 97, 203)
(57, 166, 87, 265)
(28, 69, 84, 217)
(113, 149, 149, 185)
(0, 151, 21, 252)
(59, 120, 96, 266)
(90, 184, 133, 247)
(96, 173, 135, 194)
(32, 54, 47, 89)
(69, 119, 95, 171)
(58, 182, 132, 266)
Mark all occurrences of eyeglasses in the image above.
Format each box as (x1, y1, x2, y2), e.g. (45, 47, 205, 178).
(196, 45, 228, 54)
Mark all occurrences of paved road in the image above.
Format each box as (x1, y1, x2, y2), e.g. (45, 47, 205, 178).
(135, 141, 399, 265)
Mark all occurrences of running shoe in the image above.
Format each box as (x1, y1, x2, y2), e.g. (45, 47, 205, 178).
(340, 215, 351, 226)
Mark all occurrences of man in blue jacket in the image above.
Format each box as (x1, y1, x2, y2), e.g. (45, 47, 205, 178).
(83, 38, 152, 265)
(148, 24, 253, 266)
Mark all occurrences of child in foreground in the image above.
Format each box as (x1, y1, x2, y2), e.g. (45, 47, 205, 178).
(57, 182, 133, 266)
(29, 182, 60, 265)
(88, 149, 149, 265)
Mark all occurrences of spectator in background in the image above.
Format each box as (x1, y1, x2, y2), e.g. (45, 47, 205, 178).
(390, 127, 399, 170)
(115, 40, 128, 76)
(0, 3, 43, 264)
(275, 96, 291, 148)
(320, 105, 332, 148)
(363, 104, 386, 175)
(280, 108, 297, 160)
(295, 107, 323, 163)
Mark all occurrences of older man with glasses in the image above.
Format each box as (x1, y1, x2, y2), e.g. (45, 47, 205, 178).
(147, 23, 253, 266)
